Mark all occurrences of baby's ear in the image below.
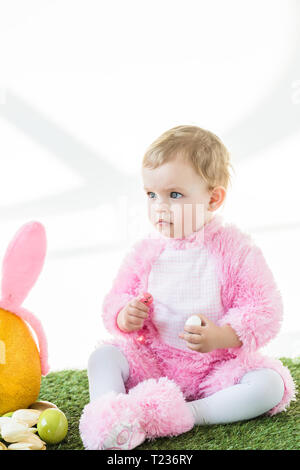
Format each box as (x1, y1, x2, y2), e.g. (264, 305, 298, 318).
(1, 221, 47, 308)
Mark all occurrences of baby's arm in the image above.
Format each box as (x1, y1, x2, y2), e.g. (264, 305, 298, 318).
(218, 242, 283, 354)
(101, 239, 146, 338)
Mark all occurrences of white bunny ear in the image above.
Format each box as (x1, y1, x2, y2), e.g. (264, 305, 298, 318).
(1, 221, 47, 308)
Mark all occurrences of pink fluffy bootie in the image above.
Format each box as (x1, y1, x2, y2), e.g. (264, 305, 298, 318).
(79, 377, 195, 450)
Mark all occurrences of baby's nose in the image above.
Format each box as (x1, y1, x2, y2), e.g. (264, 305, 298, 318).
(149, 201, 171, 221)
(155, 200, 170, 211)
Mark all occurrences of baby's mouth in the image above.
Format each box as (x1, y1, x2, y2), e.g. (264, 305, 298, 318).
(157, 219, 173, 225)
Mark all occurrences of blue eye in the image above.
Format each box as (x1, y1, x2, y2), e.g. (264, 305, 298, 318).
(170, 192, 183, 199)
(147, 192, 156, 199)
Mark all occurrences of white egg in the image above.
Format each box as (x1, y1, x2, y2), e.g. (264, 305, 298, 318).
(185, 315, 202, 327)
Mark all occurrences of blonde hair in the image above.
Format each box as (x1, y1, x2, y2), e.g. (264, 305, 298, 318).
(142, 125, 234, 192)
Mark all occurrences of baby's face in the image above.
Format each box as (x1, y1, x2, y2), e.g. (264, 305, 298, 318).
(142, 155, 214, 238)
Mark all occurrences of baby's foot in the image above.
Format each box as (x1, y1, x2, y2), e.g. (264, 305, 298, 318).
(79, 377, 194, 450)
(102, 419, 146, 450)
(79, 391, 146, 450)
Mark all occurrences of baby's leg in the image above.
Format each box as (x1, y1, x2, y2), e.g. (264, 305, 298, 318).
(87, 344, 130, 402)
(187, 368, 285, 425)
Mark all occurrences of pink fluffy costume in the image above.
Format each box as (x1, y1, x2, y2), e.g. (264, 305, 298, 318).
(79, 213, 296, 449)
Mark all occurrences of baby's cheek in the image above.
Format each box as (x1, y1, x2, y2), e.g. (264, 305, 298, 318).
(147, 204, 154, 220)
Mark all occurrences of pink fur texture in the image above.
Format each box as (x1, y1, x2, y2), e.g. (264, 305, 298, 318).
(128, 377, 195, 439)
(80, 390, 125, 450)
(79, 377, 194, 449)
(0, 222, 49, 375)
(99, 214, 296, 415)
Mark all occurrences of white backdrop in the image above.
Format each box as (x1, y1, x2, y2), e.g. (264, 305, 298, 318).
(0, 0, 299, 370)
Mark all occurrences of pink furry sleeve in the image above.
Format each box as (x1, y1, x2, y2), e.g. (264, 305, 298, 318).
(218, 242, 283, 354)
(101, 239, 145, 338)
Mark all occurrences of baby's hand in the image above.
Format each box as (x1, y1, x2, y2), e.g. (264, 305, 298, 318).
(117, 293, 152, 333)
(178, 314, 222, 353)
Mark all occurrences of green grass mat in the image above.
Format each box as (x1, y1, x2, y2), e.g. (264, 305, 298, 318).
(38, 358, 299, 450)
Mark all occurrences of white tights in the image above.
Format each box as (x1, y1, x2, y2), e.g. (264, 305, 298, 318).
(87, 345, 285, 425)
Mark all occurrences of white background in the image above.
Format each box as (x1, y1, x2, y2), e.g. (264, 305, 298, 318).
(0, 0, 299, 370)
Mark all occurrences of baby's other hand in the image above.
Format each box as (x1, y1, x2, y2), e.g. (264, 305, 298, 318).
(117, 293, 151, 333)
(178, 314, 222, 353)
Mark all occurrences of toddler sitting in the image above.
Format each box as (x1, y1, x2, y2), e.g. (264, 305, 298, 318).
(80, 125, 296, 450)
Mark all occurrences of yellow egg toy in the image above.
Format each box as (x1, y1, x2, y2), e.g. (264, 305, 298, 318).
(0, 222, 49, 415)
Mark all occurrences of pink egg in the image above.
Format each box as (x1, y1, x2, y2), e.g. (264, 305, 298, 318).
(140, 292, 153, 305)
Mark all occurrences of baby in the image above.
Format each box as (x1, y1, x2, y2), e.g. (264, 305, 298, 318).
(79, 125, 296, 450)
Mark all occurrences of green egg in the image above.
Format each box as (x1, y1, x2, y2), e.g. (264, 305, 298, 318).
(37, 408, 68, 444)
(1, 411, 14, 417)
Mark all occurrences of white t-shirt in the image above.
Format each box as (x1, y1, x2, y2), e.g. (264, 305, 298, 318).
(147, 244, 224, 351)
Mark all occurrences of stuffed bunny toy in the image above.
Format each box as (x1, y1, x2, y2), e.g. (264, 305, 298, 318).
(0, 221, 49, 415)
